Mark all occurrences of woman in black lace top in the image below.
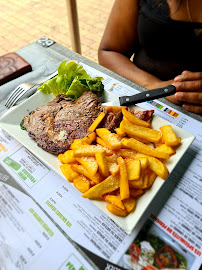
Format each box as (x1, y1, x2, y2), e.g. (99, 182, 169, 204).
(98, 0, 202, 115)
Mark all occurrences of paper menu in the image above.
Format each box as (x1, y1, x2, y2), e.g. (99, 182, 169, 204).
(0, 182, 94, 270)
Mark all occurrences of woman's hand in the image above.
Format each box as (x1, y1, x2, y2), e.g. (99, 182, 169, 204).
(173, 71, 202, 115)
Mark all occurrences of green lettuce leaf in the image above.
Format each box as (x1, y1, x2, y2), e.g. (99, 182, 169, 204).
(65, 77, 89, 99)
(37, 61, 104, 99)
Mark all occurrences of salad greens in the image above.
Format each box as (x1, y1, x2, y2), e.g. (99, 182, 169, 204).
(175, 252, 187, 269)
(37, 61, 104, 99)
(20, 118, 27, 131)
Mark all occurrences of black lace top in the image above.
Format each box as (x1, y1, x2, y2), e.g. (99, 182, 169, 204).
(133, 0, 202, 80)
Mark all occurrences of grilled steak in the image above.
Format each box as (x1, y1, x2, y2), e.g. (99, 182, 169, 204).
(23, 91, 154, 155)
(23, 92, 105, 155)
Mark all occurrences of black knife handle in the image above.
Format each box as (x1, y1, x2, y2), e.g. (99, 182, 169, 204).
(119, 85, 176, 106)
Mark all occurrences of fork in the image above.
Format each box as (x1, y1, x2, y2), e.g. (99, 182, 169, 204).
(5, 70, 58, 109)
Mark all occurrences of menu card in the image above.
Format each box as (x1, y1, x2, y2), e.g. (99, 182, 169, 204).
(0, 181, 95, 270)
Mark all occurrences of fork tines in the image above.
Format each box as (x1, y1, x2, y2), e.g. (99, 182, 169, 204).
(5, 85, 28, 109)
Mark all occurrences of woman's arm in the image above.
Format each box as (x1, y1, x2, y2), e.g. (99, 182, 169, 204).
(98, 0, 183, 106)
(98, 0, 173, 90)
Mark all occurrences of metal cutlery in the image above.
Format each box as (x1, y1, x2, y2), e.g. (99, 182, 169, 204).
(5, 70, 58, 109)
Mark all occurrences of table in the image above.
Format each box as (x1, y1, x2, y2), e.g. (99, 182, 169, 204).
(0, 39, 202, 270)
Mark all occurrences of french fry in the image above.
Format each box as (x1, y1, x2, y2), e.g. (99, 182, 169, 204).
(71, 164, 101, 184)
(106, 154, 119, 163)
(108, 162, 120, 176)
(154, 138, 164, 147)
(96, 136, 112, 149)
(160, 125, 180, 147)
(73, 175, 90, 193)
(95, 151, 109, 178)
(60, 164, 79, 182)
(96, 128, 122, 150)
(106, 204, 128, 217)
(106, 106, 124, 113)
(115, 128, 126, 137)
(136, 157, 148, 170)
(122, 107, 150, 127)
(115, 148, 137, 159)
(73, 145, 113, 157)
(120, 120, 161, 143)
(82, 132, 96, 144)
(117, 157, 130, 200)
(130, 188, 144, 198)
(130, 160, 148, 189)
(123, 116, 129, 122)
(129, 178, 143, 188)
(76, 156, 98, 175)
(161, 136, 181, 146)
(122, 138, 170, 159)
(103, 195, 125, 210)
(96, 144, 114, 155)
(70, 139, 88, 150)
(138, 174, 149, 189)
(58, 153, 64, 163)
(123, 197, 136, 212)
(127, 134, 150, 144)
(155, 144, 176, 155)
(135, 153, 169, 180)
(59, 150, 76, 164)
(88, 112, 106, 133)
(126, 159, 141, 181)
(82, 175, 120, 199)
(147, 171, 157, 188)
(177, 137, 181, 144)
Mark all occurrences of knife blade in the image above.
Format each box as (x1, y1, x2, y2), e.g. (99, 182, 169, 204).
(119, 85, 176, 106)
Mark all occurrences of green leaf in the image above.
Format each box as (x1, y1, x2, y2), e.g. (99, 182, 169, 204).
(20, 118, 27, 131)
(175, 252, 187, 268)
(37, 61, 104, 99)
(66, 78, 89, 99)
(86, 77, 104, 96)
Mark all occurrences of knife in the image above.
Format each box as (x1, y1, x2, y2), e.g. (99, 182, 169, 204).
(119, 85, 176, 106)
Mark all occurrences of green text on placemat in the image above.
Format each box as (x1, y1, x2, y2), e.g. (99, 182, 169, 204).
(3, 157, 21, 171)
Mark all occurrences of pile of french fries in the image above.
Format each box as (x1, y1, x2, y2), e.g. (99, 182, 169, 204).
(58, 106, 181, 217)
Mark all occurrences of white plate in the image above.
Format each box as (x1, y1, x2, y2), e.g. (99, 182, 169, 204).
(0, 90, 195, 234)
